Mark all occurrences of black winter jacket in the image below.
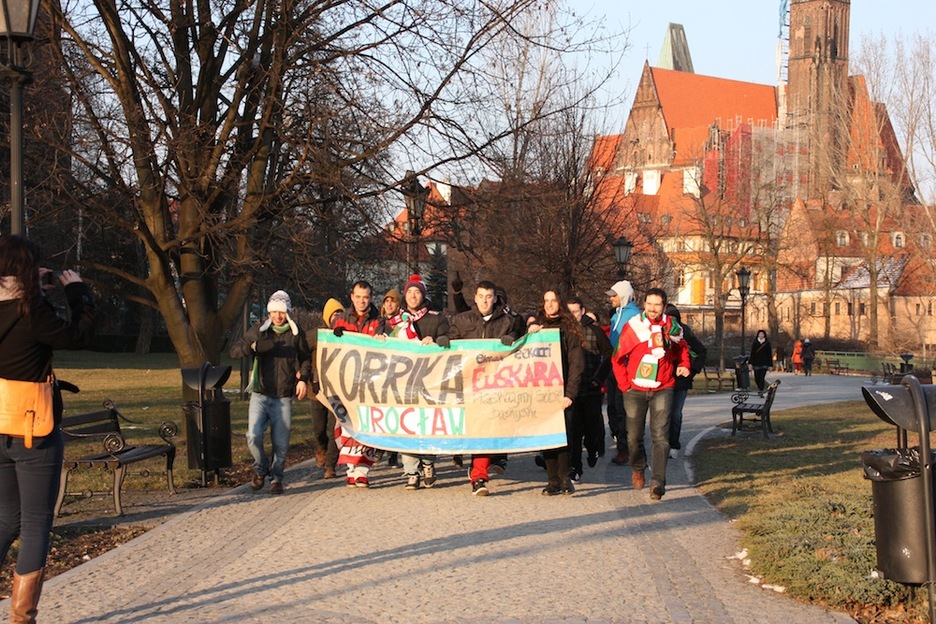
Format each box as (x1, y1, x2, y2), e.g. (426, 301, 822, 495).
(535, 315, 585, 402)
(449, 306, 520, 341)
(674, 322, 707, 391)
(231, 320, 311, 398)
(579, 315, 612, 397)
(0, 281, 95, 424)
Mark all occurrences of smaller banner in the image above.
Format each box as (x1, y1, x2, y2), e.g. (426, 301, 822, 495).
(316, 328, 567, 453)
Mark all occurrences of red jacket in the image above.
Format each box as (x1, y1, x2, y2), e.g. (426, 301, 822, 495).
(332, 305, 380, 336)
(612, 312, 689, 392)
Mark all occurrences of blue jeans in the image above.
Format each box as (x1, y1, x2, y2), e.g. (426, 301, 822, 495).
(623, 388, 672, 486)
(247, 393, 292, 483)
(0, 431, 64, 574)
(401, 453, 436, 475)
(668, 388, 688, 450)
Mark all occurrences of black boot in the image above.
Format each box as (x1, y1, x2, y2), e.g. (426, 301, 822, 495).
(542, 456, 561, 495)
(557, 451, 574, 494)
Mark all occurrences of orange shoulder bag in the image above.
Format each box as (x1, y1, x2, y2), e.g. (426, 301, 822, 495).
(0, 377, 54, 448)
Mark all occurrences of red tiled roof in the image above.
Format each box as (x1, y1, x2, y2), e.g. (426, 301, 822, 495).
(589, 134, 623, 171)
(651, 67, 778, 133)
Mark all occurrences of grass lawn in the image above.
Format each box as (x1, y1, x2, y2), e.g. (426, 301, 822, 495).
(693, 400, 928, 623)
(52, 350, 313, 493)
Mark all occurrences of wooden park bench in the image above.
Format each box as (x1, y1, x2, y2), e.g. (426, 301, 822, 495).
(731, 380, 781, 439)
(826, 358, 850, 375)
(703, 366, 732, 392)
(55, 400, 179, 517)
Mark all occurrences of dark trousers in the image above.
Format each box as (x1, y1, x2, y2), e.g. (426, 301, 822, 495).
(571, 393, 604, 474)
(753, 367, 769, 392)
(0, 431, 64, 574)
(606, 372, 627, 452)
(543, 406, 573, 487)
(668, 388, 688, 450)
(310, 398, 338, 468)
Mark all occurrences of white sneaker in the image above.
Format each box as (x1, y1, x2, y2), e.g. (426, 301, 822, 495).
(404, 474, 420, 489)
(669, 449, 679, 459)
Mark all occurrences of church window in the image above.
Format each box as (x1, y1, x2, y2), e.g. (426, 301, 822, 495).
(804, 17, 812, 56)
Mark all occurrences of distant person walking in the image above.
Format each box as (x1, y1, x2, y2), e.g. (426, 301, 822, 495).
(0, 235, 95, 624)
(749, 329, 772, 393)
(774, 343, 787, 372)
(802, 338, 816, 376)
(792, 339, 804, 375)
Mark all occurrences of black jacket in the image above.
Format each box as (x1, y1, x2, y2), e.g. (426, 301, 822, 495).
(536, 315, 585, 402)
(0, 281, 95, 424)
(749, 338, 772, 369)
(378, 303, 450, 341)
(231, 319, 311, 398)
(0, 283, 95, 383)
(578, 315, 612, 397)
(449, 306, 520, 341)
(674, 322, 706, 391)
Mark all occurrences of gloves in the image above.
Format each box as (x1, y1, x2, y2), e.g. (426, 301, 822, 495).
(333, 327, 344, 337)
(500, 335, 515, 346)
(436, 336, 451, 349)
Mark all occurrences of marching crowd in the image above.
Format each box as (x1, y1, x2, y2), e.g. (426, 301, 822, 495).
(232, 273, 711, 502)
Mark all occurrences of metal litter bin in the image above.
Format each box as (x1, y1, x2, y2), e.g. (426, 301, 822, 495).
(862, 448, 936, 585)
(733, 355, 750, 391)
(182, 364, 233, 483)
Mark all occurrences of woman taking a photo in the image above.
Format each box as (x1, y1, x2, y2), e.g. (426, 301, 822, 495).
(0, 235, 95, 623)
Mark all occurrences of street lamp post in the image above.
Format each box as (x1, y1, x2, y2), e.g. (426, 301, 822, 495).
(0, 0, 40, 236)
(736, 266, 751, 356)
(402, 170, 428, 274)
(612, 235, 633, 278)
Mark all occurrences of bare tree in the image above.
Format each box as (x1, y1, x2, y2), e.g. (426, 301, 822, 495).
(35, 0, 607, 367)
(429, 4, 633, 312)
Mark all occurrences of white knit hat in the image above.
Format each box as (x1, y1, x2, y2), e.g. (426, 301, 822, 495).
(267, 290, 292, 313)
(261, 290, 298, 335)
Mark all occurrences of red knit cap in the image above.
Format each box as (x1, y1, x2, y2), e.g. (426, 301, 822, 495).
(403, 274, 427, 298)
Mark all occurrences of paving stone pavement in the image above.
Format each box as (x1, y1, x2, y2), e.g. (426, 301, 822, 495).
(30, 372, 871, 623)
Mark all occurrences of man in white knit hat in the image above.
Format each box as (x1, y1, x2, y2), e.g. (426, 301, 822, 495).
(230, 290, 310, 494)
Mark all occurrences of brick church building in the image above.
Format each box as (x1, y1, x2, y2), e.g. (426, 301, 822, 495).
(592, 0, 932, 353)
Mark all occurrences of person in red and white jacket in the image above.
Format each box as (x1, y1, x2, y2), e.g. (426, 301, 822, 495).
(612, 287, 690, 501)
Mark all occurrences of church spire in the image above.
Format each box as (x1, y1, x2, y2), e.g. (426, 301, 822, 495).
(657, 23, 694, 73)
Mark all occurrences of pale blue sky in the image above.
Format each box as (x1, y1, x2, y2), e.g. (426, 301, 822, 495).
(587, 1, 932, 110)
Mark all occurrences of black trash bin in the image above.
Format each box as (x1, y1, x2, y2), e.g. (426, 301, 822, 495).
(183, 399, 233, 471)
(733, 355, 750, 390)
(182, 364, 233, 473)
(862, 447, 936, 585)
